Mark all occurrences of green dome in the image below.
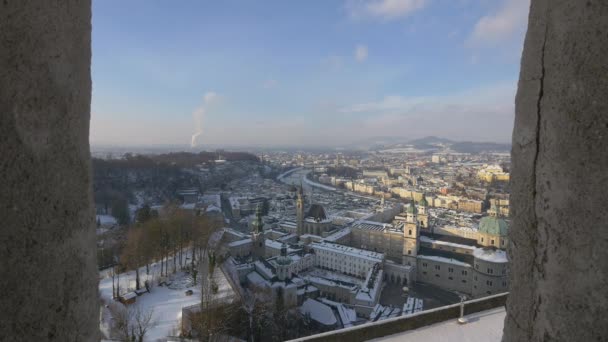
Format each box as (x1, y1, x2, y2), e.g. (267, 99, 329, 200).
(419, 195, 428, 207)
(479, 216, 508, 236)
(407, 203, 418, 214)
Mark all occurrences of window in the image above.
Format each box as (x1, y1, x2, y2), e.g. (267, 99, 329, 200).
(435, 274, 440, 278)
(434, 265, 440, 270)
(502, 281, 507, 287)
(462, 279, 467, 283)
(408, 250, 411, 255)
(481, 237, 484, 242)
(423, 263, 427, 267)
(486, 280, 493, 286)
(448, 276, 453, 280)
(448, 267, 454, 273)
(408, 229, 412, 236)
(462, 270, 468, 276)
(422, 271, 427, 275)
(491, 239, 495, 245)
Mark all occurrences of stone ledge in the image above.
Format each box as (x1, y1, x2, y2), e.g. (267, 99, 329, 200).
(288, 292, 508, 342)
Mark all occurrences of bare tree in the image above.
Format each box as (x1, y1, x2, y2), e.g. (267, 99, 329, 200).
(133, 306, 155, 342)
(109, 304, 155, 342)
(108, 303, 133, 341)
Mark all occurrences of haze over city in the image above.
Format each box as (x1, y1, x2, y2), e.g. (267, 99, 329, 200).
(90, 0, 529, 148)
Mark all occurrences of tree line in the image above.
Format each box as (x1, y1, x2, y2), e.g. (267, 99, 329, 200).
(110, 204, 223, 298)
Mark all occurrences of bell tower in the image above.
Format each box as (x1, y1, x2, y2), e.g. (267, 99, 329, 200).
(418, 194, 429, 229)
(403, 203, 420, 266)
(296, 185, 305, 236)
(251, 205, 266, 259)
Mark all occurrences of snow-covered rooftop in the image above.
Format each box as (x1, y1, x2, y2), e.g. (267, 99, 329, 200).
(324, 228, 351, 242)
(228, 238, 252, 247)
(300, 299, 337, 326)
(96, 214, 117, 226)
(473, 248, 508, 263)
(418, 255, 472, 267)
(420, 235, 475, 250)
(312, 241, 384, 263)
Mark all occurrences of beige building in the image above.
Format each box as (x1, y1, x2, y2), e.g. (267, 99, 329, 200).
(458, 199, 484, 213)
(477, 165, 510, 182)
(349, 199, 509, 298)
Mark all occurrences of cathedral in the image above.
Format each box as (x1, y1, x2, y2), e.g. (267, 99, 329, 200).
(296, 186, 333, 237)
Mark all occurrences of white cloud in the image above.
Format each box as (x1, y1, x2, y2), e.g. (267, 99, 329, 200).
(355, 44, 369, 62)
(347, 0, 428, 21)
(469, 0, 530, 45)
(339, 82, 516, 142)
(341, 83, 515, 114)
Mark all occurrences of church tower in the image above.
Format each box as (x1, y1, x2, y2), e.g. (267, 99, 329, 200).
(251, 204, 266, 259)
(418, 194, 429, 229)
(276, 243, 293, 281)
(296, 185, 305, 236)
(403, 203, 420, 266)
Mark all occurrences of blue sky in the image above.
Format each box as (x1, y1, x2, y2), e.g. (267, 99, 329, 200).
(90, 0, 530, 147)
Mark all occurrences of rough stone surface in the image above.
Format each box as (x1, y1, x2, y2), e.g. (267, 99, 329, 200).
(505, 1, 608, 341)
(0, 1, 98, 341)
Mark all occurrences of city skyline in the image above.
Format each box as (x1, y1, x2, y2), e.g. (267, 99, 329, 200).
(91, 0, 529, 147)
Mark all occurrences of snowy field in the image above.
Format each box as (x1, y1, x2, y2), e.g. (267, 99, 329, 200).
(99, 251, 236, 341)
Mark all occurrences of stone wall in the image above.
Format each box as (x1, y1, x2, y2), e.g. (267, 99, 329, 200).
(0, 1, 97, 341)
(505, 0, 608, 341)
(289, 293, 508, 342)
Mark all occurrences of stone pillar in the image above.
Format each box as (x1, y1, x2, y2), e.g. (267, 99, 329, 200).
(0, 1, 97, 341)
(505, 1, 608, 341)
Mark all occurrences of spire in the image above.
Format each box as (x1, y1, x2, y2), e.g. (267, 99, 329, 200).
(489, 202, 499, 217)
(419, 194, 428, 207)
(252, 204, 264, 233)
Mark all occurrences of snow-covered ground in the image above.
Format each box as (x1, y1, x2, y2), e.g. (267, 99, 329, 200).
(99, 250, 236, 341)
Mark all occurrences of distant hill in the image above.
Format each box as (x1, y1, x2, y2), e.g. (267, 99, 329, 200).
(358, 135, 511, 153)
(449, 141, 511, 153)
(408, 136, 454, 146)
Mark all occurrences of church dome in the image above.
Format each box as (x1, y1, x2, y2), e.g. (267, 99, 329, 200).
(479, 216, 508, 236)
(419, 195, 428, 207)
(406, 203, 418, 214)
(307, 204, 327, 221)
(276, 243, 292, 265)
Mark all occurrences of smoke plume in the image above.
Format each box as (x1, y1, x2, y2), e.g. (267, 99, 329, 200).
(190, 91, 218, 148)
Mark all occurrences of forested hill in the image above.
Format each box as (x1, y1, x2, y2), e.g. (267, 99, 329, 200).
(91, 151, 260, 221)
(149, 151, 259, 168)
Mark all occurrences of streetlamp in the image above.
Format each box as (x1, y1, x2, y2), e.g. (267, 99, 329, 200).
(457, 295, 468, 324)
